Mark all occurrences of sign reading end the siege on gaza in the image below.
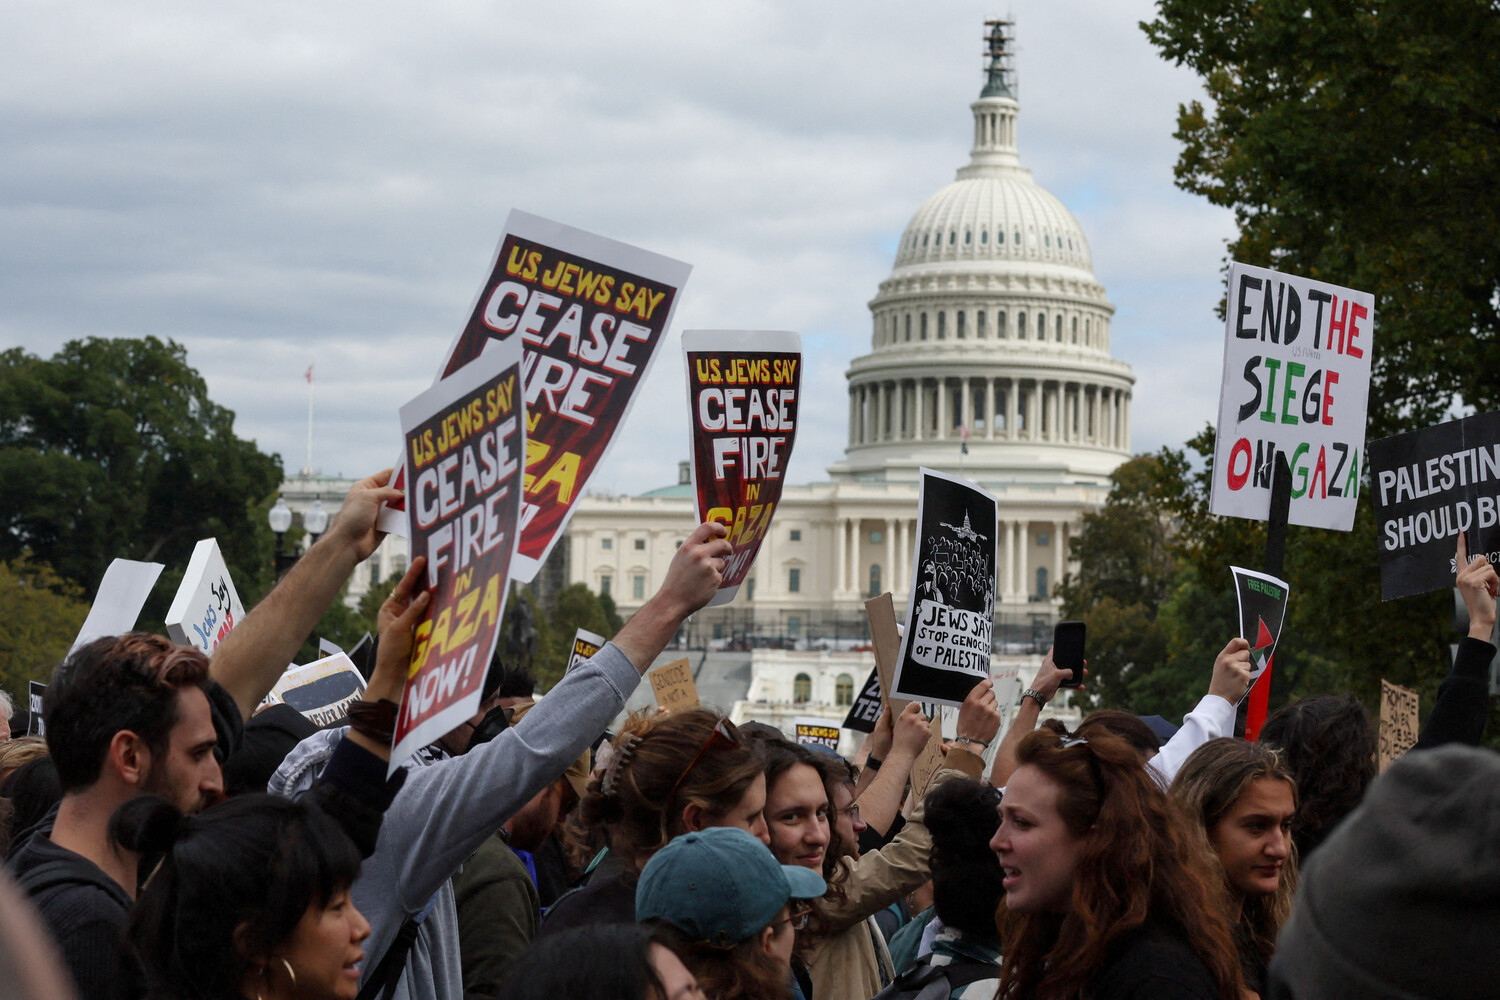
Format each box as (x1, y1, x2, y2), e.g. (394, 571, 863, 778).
(380, 210, 692, 583)
(684, 330, 801, 606)
(391, 337, 525, 772)
(1210, 262, 1375, 531)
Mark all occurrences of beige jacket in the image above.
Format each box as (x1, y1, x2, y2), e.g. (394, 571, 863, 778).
(805, 750, 985, 1000)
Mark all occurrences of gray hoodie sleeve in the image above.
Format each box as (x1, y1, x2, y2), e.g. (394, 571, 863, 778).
(381, 641, 640, 912)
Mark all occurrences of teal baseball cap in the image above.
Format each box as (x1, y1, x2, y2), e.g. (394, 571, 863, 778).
(636, 827, 827, 947)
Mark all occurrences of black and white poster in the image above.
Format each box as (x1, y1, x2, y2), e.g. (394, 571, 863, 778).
(1368, 410, 1500, 601)
(1231, 566, 1290, 700)
(890, 468, 998, 707)
(27, 681, 45, 737)
(841, 666, 882, 733)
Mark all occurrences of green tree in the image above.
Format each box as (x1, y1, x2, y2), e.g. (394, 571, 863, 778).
(0, 555, 90, 699)
(1143, 0, 1500, 437)
(533, 583, 616, 690)
(0, 337, 284, 614)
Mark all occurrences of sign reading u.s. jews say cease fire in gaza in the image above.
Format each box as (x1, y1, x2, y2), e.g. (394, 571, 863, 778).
(391, 337, 525, 771)
(380, 210, 692, 583)
(1210, 262, 1376, 531)
(1368, 410, 1500, 601)
(684, 330, 801, 606)
(891, 469, 998, 708)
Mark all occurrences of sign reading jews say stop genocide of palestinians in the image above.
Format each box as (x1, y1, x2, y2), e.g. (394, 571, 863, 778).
(1368, 409, 1500, 601)
(1210, 262, 1375, 532)
(684, 330, 801, 607)
(378, 210, 692, 586)
(391, 334, 525, 773)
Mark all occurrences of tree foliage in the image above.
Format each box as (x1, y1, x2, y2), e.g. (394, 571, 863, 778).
(1142, 0, 1500, 437)
(0, 337, 284, 616)
(0, 555, 90, 701)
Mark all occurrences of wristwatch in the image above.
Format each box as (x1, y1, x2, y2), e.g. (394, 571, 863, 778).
(1021, 688, 1048, 707)
(864, 755, 883, 772)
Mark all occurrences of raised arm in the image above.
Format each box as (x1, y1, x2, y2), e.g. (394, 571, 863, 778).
(852, 702, 931, 836)
(1415, 530, 1497, 750)
(1147, 637, 1247, 785)
(211, 470, 401, 719)
(610, 521, 731, 672)
(991, 648, 1075, 788)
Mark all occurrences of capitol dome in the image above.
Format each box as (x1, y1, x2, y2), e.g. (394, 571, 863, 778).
(833, 20, 1134, 486)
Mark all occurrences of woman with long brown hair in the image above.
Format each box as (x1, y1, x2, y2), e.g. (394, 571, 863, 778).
(1171, 738, 1298, 998)
(540, 708, 768, 935)
(991, 727, 1243, 1000)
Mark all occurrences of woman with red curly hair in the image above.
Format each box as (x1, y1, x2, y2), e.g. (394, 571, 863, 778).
(990, 728, 1243, 1000)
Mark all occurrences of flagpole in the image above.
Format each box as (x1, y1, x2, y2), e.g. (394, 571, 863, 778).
(304, 361, 315, 476)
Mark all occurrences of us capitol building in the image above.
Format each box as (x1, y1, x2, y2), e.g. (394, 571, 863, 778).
(282, 23, 1124, 740)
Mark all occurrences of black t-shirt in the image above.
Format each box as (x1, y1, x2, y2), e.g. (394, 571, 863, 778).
(536, 851, 637, 937)
(1090, 923, 1227, 1000)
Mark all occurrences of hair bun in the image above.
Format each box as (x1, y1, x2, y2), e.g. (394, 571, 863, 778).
(109, 794, 188, 856)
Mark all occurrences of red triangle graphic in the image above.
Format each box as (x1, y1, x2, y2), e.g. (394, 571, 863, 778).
(1254, 617, 1275, 652)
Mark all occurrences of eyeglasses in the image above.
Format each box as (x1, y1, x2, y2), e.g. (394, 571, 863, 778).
(665, 717, 741, 812)
(780, 903, 814, 931)
(833, 803, 861, 822)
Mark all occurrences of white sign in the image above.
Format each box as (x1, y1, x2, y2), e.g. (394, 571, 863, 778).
(258, 652, 367, 728)
(165, 539, 246, 655)
(1210, 262, 1375, 531)
(71, 559, 165, 652)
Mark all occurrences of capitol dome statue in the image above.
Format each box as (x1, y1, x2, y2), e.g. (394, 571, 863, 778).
(832, 19, 1134, 485)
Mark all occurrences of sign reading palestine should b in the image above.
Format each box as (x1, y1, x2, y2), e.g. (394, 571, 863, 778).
(1231, 566, 1290, 700)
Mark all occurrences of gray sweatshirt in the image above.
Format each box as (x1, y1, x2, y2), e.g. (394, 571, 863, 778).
(269, 642, 640, 1000)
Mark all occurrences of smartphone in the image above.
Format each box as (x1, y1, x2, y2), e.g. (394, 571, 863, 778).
(1053, 621, 1086, 687)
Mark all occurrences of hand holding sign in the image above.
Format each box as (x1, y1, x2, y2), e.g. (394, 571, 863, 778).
(369, 557, 430, 705)
(657, 521, 732, 620)
(331, 468, 405, 563)
(1457, 531, 1499, 641)
(1209, 637, 1255, 703)
(891, 701, 932, 758)
(955, 677, 1002, 747)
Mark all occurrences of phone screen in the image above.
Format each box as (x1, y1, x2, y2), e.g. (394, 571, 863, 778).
(1053, 621, 1086, 687)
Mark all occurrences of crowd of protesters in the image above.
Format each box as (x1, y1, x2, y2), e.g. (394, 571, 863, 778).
(0, 470, 1496, 1000)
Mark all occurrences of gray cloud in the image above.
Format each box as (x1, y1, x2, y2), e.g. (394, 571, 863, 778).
(1, 0, 1236, 493)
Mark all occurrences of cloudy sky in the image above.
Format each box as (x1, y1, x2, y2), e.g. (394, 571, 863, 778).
(0, 0, 1236, 495)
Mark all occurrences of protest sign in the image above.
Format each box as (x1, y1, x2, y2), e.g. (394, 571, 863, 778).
(1368, 410, 1500, 601)
(683, 330, 801, 606)
(71, 559, 165, 653)
(794, 717, 840, 750)
(866, 593, 947, 796)
(648, 657, 700, 711)
(1231, 566, 1290, 699)
(841, 666, 882, 733)
(380, 210, 691, 583)
(391, 336, 524, 771)
(346, 632, 376, 680)
(1378, 679, 1419, 771)
(165, 539, 245, 656)
(567, 627, 606, 674)
(1210, 262, 1375, 531)
(891, 469, 998, 708)
(27, 681, 45, 737)
(259, 653, 368, 728)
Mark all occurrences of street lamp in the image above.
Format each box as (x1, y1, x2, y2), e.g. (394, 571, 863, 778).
(304, 500, 329, 539)
(268, 497, 296, 577)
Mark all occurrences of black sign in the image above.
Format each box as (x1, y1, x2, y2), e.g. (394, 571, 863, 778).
(1231, 567, 1289, 700)
(841, 667, 882, 733)
(1368, 410, 1500, 601)
(27, 681, 45, 737)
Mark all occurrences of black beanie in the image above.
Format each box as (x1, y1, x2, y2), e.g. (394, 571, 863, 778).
(1269, 744, 1500, 999)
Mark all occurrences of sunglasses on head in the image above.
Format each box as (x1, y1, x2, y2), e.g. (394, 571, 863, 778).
(665, 717, 741, 811)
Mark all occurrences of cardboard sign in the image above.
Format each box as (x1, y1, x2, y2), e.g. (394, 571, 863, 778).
(1211, 262, 1375, 531)
(71, 559, 165, 653)
(865, 593, 946, 797)
(380, 211, 692, 584)
(165, 539, 246, 656)
(648, 657, 700, 711)
(1378, 679, 1419, 771)
(567, 628, 606, 674)
(259, 653, 368, 728)
(392, 337, 525, 771)
(841, 667, 883, 733)
(683, 330, 801, 606)
(1232, 566, 1290, 699)
(27, 681, 45, 737)
(794, 717, 840, 749)
(891, 469, 998, 708)
(1368, 410, 1500, 601)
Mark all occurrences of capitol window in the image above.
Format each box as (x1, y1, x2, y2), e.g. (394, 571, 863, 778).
(632, 575, 645, 600)
(868, 564, 881, 597)
(601, 538, 612, 550)
(923, 234, 929, 247)
(1056, 315, 1063, 341)
(957, 311, 966, 338)
(789, 567, 801, 592)
(937, 312, 945, 339)
(998, 311, 1007, 337)
(905, 314, 912, 340)
(921, 314, 928, 339)
(836, 674, 855, 707)
(981, 229, 988, 244)
(794, 673, 812, 703)
(790, 529, 801, 542)
(634, 538, 646, 551)
(600, 575, 611, 596)
(1018, 311, 1027, 339)
(977, 311, 986, 337)
(964, 230, 971, 245)
(949, 231, 956, 245)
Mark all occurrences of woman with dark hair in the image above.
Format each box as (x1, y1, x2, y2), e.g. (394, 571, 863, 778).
(991, 727, 1243, 1000)
(637, 826, 825, 1000)
(1172, 738, 1298, 998)
(1258, 695, 1375, 858)
(541, 708, 767, 934)
(0, 756, 62, 851)
(500, 923, 701, 1000)
(116, 558, 429, 1000)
